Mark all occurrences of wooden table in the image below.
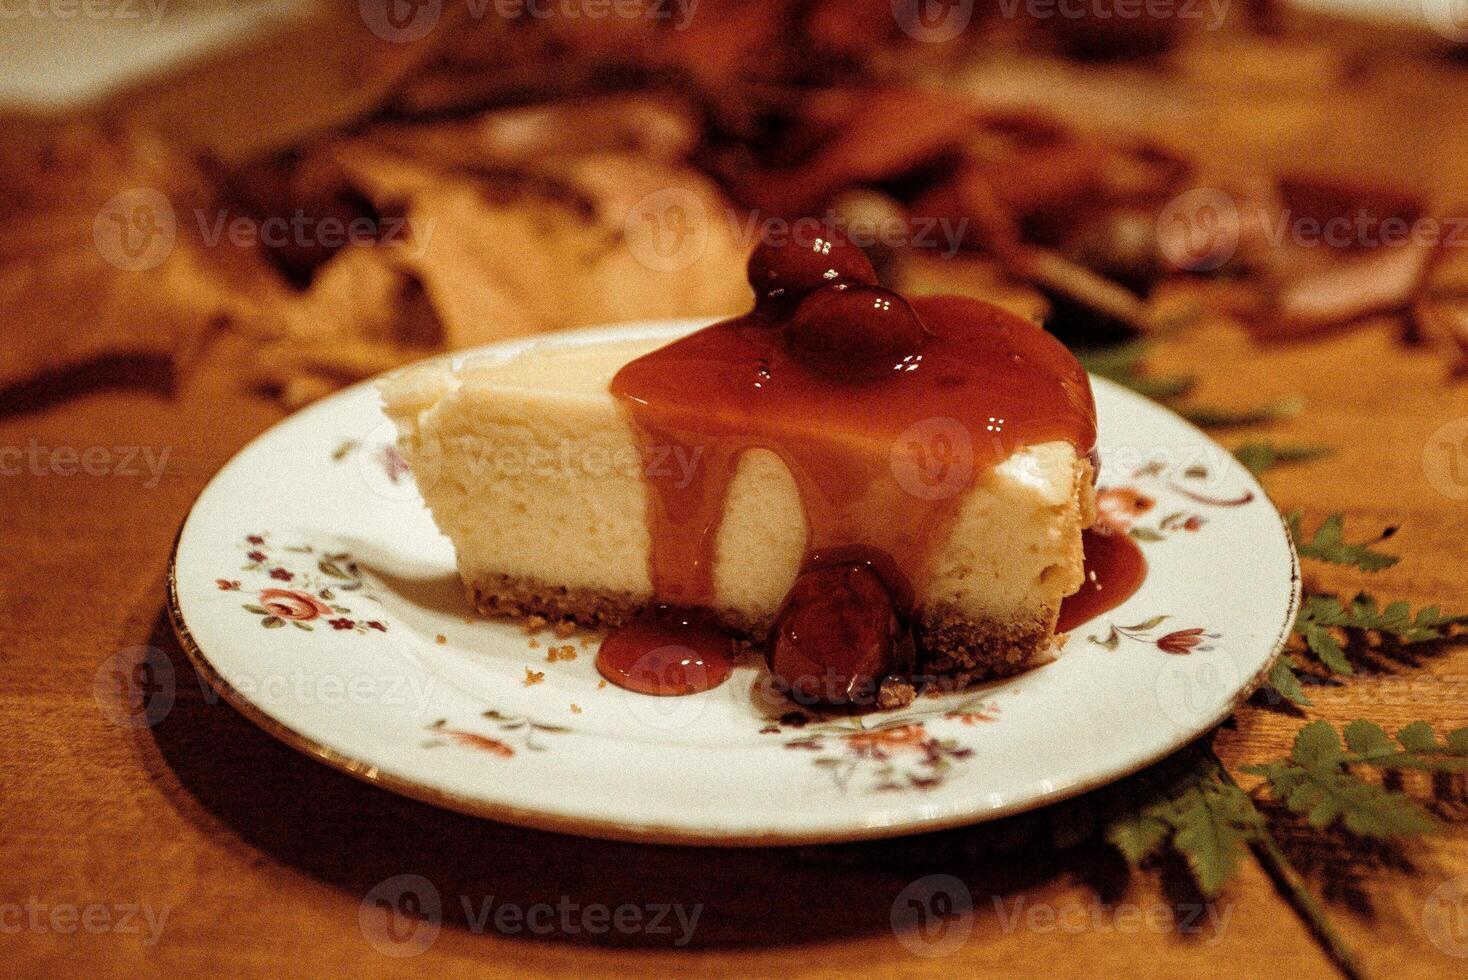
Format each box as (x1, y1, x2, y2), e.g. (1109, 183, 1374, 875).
(6, 23, 1468, 980)
(3, 301, 1466, 980)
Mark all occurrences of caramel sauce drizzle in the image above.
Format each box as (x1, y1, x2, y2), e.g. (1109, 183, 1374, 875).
(610, 295, 1098, 614)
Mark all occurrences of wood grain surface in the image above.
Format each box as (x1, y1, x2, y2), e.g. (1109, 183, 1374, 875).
(6, 17, 1468, 980)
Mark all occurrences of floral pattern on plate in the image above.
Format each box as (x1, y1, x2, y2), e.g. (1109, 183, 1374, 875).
(332, 438, 410, 484)
(1098, 458, 1258, 541)
(1088, 615, 1220, 654)
(423, 710, 571, 758)
(777, 699, 1000, 793)
(217, 533, 387, 634)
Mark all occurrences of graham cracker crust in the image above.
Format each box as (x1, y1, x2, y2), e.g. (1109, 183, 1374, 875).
(468, 572, 1055, 685)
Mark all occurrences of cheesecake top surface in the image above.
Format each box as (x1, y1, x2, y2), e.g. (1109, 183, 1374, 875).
(456, 337, 666, 397)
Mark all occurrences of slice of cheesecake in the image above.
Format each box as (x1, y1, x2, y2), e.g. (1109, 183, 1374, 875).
(383, 332, 1095, 685)
(383, 232, 1098, 705)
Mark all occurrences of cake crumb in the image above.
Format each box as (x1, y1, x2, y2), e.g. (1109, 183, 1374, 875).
(597, 679, 607, 689)
(435, 634, 447, 645)
(552, 620, 576, 638)
(579, 637, 593, 648)
(524, 668, 545, 686)
(877, 678, 917, 710)
(522, 615, 548, 635)
(546, 644, 577, 663)
(570, 704, 582, 714)
(528, 638, 540, 648)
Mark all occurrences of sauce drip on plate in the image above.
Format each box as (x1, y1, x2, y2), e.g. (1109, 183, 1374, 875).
(595, 606, 733, 696)
(1056, 529, 1148, 633)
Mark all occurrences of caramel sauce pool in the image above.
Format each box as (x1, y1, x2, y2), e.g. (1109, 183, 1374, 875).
(595, 607, 733, 696)
(1056, 529, 1148, 633)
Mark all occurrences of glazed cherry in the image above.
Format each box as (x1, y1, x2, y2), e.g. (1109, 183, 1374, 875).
(770, 563, 909, 707)
(746, 231, 877, 314)
(785, 285, 928, 382)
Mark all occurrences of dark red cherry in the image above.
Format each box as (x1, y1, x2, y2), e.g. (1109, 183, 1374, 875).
(769, 564, 909, 707)
(785, 285, 927, 382)
(746, 230, 877, 314)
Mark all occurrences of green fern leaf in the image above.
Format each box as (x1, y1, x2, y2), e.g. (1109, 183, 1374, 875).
(1181, 397, 1305, 429)
(1267, 656, 1312, 706)
(1286, 512, 1399, 571)
(1292, 720, 1346, 767)
(1233, 441, 1333, 476)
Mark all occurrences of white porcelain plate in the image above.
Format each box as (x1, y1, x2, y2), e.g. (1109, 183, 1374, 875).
(170, 319, 1299, 845)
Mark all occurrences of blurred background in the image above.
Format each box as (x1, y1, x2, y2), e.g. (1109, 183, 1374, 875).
(7, 9, 1468, 977)
(5, 0, 1468, 410)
